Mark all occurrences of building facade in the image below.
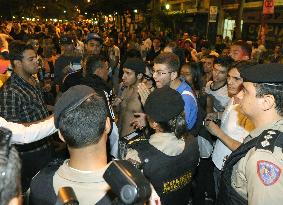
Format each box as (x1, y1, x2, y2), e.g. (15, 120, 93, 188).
(156, 0, 283, 47)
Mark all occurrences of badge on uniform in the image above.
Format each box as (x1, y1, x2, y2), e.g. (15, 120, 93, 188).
(257, 160, 281, 186)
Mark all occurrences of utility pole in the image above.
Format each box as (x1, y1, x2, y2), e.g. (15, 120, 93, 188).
(216, 0, 224, 35)
(235, 0, 244, 40)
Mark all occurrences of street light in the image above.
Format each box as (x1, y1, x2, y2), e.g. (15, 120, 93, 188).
(165, 4, 170, 10)
(64, 10, 66, 13)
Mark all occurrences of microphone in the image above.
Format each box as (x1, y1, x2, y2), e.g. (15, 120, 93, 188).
(55, 187, 79, 205)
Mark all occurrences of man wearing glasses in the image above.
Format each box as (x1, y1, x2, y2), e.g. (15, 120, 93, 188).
(152, 52, 198, 130)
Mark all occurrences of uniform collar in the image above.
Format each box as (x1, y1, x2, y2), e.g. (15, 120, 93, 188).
(57, 159, 110, 183)
(249, 118, 283, 139)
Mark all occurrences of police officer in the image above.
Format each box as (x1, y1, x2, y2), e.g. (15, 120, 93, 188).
(209, 63, 283, 205)
(125, 86, 199, 205)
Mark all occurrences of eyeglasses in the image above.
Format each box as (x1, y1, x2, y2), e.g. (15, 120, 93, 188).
(152, 70, 172, 76)
(143, 73, 154, 81)
(0, 127, 12, 180)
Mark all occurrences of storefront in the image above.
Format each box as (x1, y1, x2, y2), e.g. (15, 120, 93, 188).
(242, 8, 283, 48)
(221, 0, 283, 48)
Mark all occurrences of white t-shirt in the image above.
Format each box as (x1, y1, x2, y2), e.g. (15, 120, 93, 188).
(205, 81, 230, 112)
(212, 98, 249, 170)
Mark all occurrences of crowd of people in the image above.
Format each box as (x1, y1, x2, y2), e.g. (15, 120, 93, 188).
(0, 20, 283, 205)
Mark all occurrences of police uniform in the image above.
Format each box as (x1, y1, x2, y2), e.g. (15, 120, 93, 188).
(217, 64, 283, 205)
(126, 132, 199, 205)
(125, 87, 200, 205)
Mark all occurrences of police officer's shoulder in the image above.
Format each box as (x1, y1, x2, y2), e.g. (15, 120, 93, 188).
(247, 148, 283, 187)
(251, 127, 283, 187)
(255, 129, 283, 153)
(239, 63, 283, 83)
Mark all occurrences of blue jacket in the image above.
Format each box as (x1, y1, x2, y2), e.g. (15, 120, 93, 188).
(176, 80, 198, 129)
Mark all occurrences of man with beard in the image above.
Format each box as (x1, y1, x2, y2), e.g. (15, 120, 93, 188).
(116, 58, 146, 138)
(205, 61, 255, 195)
(0, 40, 53, 191)
(152, 52, 197, 129)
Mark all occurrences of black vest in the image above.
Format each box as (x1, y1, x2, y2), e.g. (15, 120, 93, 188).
(29, 159, 114, 205)
(134, 135, 199, 205)
(119, 130, 149, 160)
(217, 129, 283, 205)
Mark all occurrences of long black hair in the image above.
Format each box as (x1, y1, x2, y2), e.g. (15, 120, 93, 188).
(157, 111, 187, 139)
(183, 62, 204, 92)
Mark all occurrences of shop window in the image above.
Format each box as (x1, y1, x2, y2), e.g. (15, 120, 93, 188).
(223, 19, 243, 39)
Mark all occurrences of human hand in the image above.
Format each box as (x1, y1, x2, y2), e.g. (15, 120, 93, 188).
(43, 83, 51, 92)
(112, 97, 123, 107)
(137, 83, 151, 105)
(204, 118, 221, 137)
(130, 113, 147, 130)
(149, 184, 161, 205)
(206, 112, 218, 121)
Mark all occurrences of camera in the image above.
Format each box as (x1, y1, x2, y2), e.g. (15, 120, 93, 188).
(55, 160, 151, 205)
(103, 160, 151, 205)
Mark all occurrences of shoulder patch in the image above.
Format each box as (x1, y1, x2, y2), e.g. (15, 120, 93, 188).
(257, 160, 281, 186)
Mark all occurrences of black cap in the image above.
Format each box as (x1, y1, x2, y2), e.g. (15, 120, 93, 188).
(240, 63, 283, 83)
(59, 35, 74, 45)
(144, 86, 184, 122)
(123, 58, 146, 74)
(54, 85, 95, 128)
